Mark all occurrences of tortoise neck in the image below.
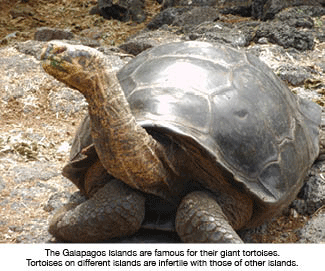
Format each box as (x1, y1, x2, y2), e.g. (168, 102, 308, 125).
(84, 69, 177, 201)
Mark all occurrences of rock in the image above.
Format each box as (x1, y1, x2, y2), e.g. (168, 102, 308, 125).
(14, 39, 99, 61)
(91, 0, 146, 23)
(163, 0, 218, 8)
(144, 4, 322, 51)
(298, 207, 325, 243)
(291, 161, 325, 216)
(276, 65, 316, 86)
(34, 27, 74, 41)
(219, 4, 252, 17)
(14, 40, 45, 59)
(297, 5, 325, 17)
(188, 21, 256, 47)
(274, 7, 314, 28)
(255, 21, 314, 50)
(43, 191, 73, 212)
(252, 0, 267, 18)
(163, 0, 252, 17)
(13, 162, 59, 183)
(253, 0, 323, 20)
(148, 6, 219, 31)
(148, 7, 199, 30)
(120, 30, 183, 55)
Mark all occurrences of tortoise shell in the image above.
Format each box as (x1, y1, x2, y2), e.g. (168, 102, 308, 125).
(64, 41, 321, 226)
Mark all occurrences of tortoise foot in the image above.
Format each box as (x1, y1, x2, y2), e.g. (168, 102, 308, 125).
(49, 179, 145, 242)
(176, 191, 243, 243)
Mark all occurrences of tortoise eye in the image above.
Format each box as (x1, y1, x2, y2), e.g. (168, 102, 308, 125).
(54, 47, 66, 55)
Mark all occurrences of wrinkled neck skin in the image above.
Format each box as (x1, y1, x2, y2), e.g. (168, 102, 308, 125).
(82, 67, 179, 202)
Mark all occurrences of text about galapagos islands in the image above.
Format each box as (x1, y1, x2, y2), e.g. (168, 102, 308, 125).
(21, 246, 305, 270)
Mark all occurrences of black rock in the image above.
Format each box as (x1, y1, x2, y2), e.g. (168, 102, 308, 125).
(253, 0, 323, 20)
(255, 21, 314, 50)
(275, 7, 314, 28)
(148, 6, 219, 31)
(93, 0, 146, 23)
(292, 161, 325, 216)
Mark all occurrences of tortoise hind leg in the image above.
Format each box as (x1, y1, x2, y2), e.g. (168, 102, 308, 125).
(176, 191, 252, 243)
(49, 179, 145, 242)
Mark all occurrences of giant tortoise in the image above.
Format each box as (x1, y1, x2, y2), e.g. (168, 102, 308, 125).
(41, 41, 322, 243)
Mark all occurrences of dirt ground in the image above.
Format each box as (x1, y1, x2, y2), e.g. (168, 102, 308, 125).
(0, 0, 160, 47)
(0, 0, 323, 243)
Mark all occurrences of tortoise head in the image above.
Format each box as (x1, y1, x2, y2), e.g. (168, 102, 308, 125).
(41, 41, 105, 96)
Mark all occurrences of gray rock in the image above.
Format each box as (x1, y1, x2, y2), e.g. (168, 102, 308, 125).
(97, 48, 131, 69)
(247, 39, 286, 57)
(189, 21, 255, 47)
(34, 27, 74, 41)
(14, 40, 46, 59)
(298, 207, 325, 243)
(44, 191, 73, 212)
(13, 162, 59, 183)
(276, 65, 316, 86)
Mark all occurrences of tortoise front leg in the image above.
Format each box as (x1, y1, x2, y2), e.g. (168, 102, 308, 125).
(49, 179, 145, 242)
(176, 191, 252, 243)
